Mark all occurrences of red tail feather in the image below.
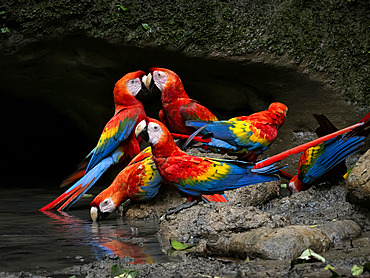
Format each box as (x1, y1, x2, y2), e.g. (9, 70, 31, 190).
(57, 180, 94, 211)
(358, 111, 370, 124)
(60, 157, 90, 188)
(253, 122, 364, 169)
(202, 194, 228, 202)
(171, 133, 211, 143)
(60, 169, 86, 188)
(278, 170, 294, 180)
(39, 186, 82, 211)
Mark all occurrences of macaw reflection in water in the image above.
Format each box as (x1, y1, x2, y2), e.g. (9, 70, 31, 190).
(41, 211, 156, 263)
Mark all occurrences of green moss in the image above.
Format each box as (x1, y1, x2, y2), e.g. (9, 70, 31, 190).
(0, 0, 369, 106)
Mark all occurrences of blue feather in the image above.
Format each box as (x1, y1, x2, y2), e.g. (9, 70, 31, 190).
(86, 116, 137, 173)
(302, 136, 364, 184)
(206, 138, 239, 150)
(62, 148, 124, 210)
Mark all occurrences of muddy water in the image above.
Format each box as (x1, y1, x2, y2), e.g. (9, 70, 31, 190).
(0, 186, 168, 274)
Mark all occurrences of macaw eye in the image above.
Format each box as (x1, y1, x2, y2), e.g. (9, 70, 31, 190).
(157, 72, 161, 77)
(131, 80, 135, 84)
(153, 125, 159, 130)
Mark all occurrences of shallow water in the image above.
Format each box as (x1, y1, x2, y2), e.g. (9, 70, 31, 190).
(0, 186, 168, 274)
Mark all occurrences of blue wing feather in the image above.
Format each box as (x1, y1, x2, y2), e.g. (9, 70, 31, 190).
(173, 158, 282, 195)
(86, 115, 138, 172)
(302, 136, 364, 184)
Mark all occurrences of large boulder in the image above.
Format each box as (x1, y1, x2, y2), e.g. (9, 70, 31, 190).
(209, 225, 331, 260)
(346, 149, 370, 208)
(158, 202, 290, 244)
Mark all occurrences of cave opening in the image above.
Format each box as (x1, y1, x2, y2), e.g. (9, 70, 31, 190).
(0, 35, 363, 189)
(0, 95, 91, 187)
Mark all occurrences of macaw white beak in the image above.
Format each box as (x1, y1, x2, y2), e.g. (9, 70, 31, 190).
(90, 206, 99, 222)
(142, 73, 152, 90)
(135, 120, 148, 141)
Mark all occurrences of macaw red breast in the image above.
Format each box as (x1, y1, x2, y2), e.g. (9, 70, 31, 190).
(161, 98, 218, 134)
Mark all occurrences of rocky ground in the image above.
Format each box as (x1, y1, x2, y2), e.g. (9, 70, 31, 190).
(2, 149, 369, 278)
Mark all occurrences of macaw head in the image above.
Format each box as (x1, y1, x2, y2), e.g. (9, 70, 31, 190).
(135, 117, 178, 158)
(90, 184, 129, 222)
(142, 67, 188, 102)
(113, 70, 150, 105)
(135, 117, 173, 145)
(268, 102, 288, 128)
(288, 175, 304, 194)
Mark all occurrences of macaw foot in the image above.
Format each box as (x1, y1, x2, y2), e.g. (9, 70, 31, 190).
(165, 199, 199, 217)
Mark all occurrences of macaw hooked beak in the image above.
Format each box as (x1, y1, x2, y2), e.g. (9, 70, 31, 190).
(135, 77, 152, 101)
(90, 206, 110, 222)
(142, 73, 154, 91)
(145, 71, 161, 95)
(135, 120, 149, 142)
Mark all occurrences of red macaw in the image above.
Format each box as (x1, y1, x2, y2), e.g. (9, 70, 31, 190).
(40, 71, 148, 211)
(142, 67, 218, 134)
(134, 118, 286, 202)
(90, 146, 228, 221)
(287, 112, 370, 193)
(185, 102, 288, 161)
(90, 147, 162, 221)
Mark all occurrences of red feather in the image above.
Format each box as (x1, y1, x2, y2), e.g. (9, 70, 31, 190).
(149, 67, 217, 134)
(254, 122, 364, 169)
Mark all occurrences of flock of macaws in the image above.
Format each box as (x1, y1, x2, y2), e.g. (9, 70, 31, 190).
(40, 68, 370, 222)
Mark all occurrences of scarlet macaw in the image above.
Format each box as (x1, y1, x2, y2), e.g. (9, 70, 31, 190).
(90, 146, 228, 221)
(287, 112, 370, 193)
(185, 102, 288, 161)
(134, 118, 286, 202)
(40, 71, 148, 211)
(90, 147, 162, 221)
(142, 67, 218, 134)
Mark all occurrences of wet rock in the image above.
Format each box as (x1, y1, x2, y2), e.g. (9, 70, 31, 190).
(225, 180, 280, 206)
(116, 184, 187, 219)
(209, 225, 330, 260)
(346, 149, 370, 208)
(262, 185, 359, 226)
(158, 202, 289, 244)
(317, 220, 362, 244)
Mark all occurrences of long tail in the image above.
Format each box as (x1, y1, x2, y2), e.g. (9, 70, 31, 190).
(345, 111, 370, 138)
(278, 170, 294, 180)
(232, 163, 287, 187)
(170, 133, 211, 143)
(60, 150, 94, 188)
(313, 114, 338, 137)
(39, 157, 113, 211)
(180, 124, 210, 150)
(60, 158, 89, 188)
(253, 121, 364, 169)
